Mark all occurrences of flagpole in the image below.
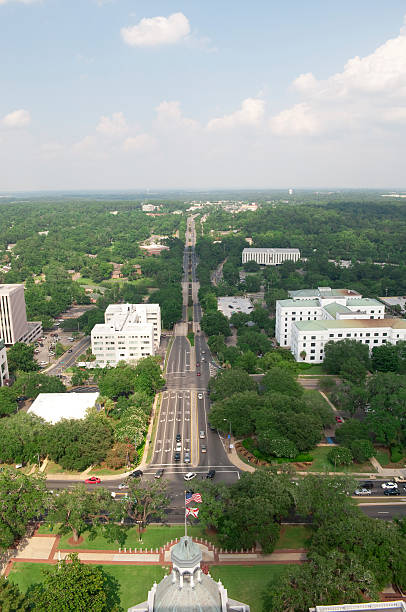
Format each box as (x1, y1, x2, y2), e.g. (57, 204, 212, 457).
(184, 490, 187, 537)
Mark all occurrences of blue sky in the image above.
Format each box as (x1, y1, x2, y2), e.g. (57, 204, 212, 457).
(1, 0, 406, 190)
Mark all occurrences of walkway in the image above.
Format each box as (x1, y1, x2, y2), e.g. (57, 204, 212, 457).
(2, 533, 306, 577)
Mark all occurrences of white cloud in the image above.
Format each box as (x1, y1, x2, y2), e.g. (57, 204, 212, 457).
(207, 98, 265, 130)
(0, 0, 41, 4)
(96, 112, 128, 137)
(121, 12, 190, 47)
(122, 134, 156, 152)
(155, 100, 199, 129)
(2, 109, 31, 128)
(270, 16, 406, 136)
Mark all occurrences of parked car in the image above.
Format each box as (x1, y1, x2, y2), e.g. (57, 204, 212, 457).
(354, 488, 372, 496)
(360, 481, 374, 490)
(154, 469, 164, 479)
(335, 416, 344, 423)
(381, 481, 398, 490)
(176, 442, 182, 452)
(199, 430, 205, 439)
(118, 482, 129, 490)
(384, 488, 400, 496)
(201, 444, 207, 453)
(206, 469, 216, 479)
(209, 423, 216, 431)
(197, 372, 201, 376)
(85, 476, 101, 484)
(174, 451, 181, 462)
(184, 452, 191, 464)
(198, 393, 203, 400)
(176, 433, 181, 442)
(184, 472, 197, 481)
(196, 362, 200, 367)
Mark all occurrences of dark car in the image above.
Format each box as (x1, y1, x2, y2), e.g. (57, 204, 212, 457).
(174, 451, 181, 462)
(361, 482, 374, 490)
(154, 469, 164, 479)
(176, 433, 181, 442)
(129, 470, 143, 479)
(384, 488, 400, 496)
(206, 469, 216, 479)
(209, 423, 216, 431)
(16, 396, 27, 402)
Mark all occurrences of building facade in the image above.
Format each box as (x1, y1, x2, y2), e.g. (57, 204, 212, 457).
(91, 303, 161, 367)
(0, 284, 42, 345)
(0, 339, 9, 386)
(242, 247, 300, 266)
(310, 602, 406, 612)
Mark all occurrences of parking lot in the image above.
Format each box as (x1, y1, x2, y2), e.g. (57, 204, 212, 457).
(34, 322, 81, 369)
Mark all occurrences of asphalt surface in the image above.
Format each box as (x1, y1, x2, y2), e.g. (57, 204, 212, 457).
(45, 335, 91, 376)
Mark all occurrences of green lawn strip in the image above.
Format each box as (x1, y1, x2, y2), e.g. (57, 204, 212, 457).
(308, 446, 374, 473)
(210, 565, 292, 612)
(275, 525, 311, 550)
(298, 364, 325, 374)
(303, 389, 331, 411)
(8, 563, 167, 611)
(39, 525, 210, 550)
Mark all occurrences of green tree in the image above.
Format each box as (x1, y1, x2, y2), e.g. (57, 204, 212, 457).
(350, 439, 376, 463)
(328, 446, 353, 467)
(47, 484, 113, 543)
(323, 339, 370, 375)
(116, 478, 169, 540)
(0, 469, 48, 551)
(209, 368, 257, 402)
(0, 412, 49, 465)
(262, 368, 303, 398)
(201, 311, 231, 338)
(0, 576, 31, 611)
(257, 434, 298, 459)
(30, 553, 121, 612)
(372, 341, 406, 373)
(209, 391, 263, 438)
(7, 342, 38, 374)
(13, 371, 66, 399)
(0, 387, 18, 417)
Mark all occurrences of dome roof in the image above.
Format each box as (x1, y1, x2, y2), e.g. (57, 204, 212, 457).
(171, 536, 202, 569)
(153, 573, 222, 612)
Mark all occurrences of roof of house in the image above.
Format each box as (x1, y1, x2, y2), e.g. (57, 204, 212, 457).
(289, 287, 361, 298)
(294, 319, 406, 332)
(323, 302, 354, 317)
(347, 298, 383, 307)
(28, 392, 99, 424)
(243, 247, 300, 253)
(277, 299, 321, 308)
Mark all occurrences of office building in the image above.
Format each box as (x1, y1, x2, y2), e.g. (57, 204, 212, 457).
(91, 303, 161, 367)
(0, 339, 9, 386)
(0, 284, 42, 345)
(242, 247, 300, 266)
(310, 602, 406, 612)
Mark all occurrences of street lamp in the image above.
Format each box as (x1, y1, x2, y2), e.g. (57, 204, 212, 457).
(223, 419, 232, 452)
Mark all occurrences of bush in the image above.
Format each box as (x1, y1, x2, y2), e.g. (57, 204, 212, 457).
(104, 442, 136, 469)
(319, 378, 336, 393)
(294, 452, 314, 462)
(328, 446, 353, 467)
(350, 439, 375, 463)
(390, 446, 404, 463)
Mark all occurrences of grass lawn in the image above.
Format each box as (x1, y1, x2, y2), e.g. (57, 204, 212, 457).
(299, 364, 325, 374)
(375, 448, 406, 469)
(77, 277, 100, 287)
(210, 565, 292, 612)
(307, 446, 374, 473)
(8, 563, 167, 611)
(37, 525, 212, 549)
(303, 389, 332, 411)
(275, 525, 311, 549)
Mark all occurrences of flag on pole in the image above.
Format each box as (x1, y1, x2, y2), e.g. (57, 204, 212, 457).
(185, 492, 202, 505)
(186, 507, 199, 518)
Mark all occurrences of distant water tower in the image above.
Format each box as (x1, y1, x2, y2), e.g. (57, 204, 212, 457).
(288, 188, 294, 195)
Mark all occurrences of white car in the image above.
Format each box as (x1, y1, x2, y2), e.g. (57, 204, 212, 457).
(354, 488, 372, 496)
(201, 444, 207, 453)
(199, 431, 205, 439)
(184, 472, 197, 481)
(176, 442, 182, 452)
(381, 481, 398, 490)
(198, 393, 203, 400)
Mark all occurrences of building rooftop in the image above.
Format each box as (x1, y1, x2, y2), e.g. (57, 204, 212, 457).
(347, 298, 383, 307)
(323, 303, 354, 317)
(294, 319, 406, 332)
(289, 287, 361, 299)
(243, 247, 300, 253)
(310, 602, 406, 611)
(28, 392, 99, 424)
(217, 296, 253, 318)
(278, 299, 321, 308)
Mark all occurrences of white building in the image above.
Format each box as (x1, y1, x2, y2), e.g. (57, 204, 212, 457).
(91, 303, 161, 367)
(242, 248, 300, 266)
(28, 392, 99, 424)
(275, 287, 384, 348)
(0, 338, 9, 386)
(310, 602, 406, 612)
(0, 284, 42, 345)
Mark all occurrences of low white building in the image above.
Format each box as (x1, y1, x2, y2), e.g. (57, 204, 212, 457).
(217, 296, 254, 318)
(275, 287, 384, 348)
(28, 392, 99, 424)
(310, 602, 406, 612)
(91, 303, 161, 367)
(0, 338, 9, 386)
(242, 247, 300, 266)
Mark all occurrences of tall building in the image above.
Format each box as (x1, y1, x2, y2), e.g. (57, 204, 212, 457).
(91, 303, 161, 367)
(0, 284, 42, 345)
(310, 603, 406, 611)
(0, 338, 9, 386)
(128, 536, 250, 611)
(242, 247, 300, 266)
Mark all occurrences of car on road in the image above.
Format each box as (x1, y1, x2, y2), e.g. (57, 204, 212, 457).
(197, 372, 201, 376)
(68, 349, 72, 353)
(118, 482, 129, 490)
(174, 451, 181, 462)
(196, 362, 200, 367)
(209, 423, 216, 431)
(199, 431, 205, 439)
(201, 444, 207, 453)
(360, 481, 374, 490)
(184, 472, 197, 481)
(176, 433, 181, 442)
(154, 469, 164, 479)
(176, 443, 182, 452)
(384, 488, 401, 496)
(206, 469, 216, 479)
(129, 470, 143, 479)
(354, 488, 372, 496)
(85, 476, 101, 484)
(381, 481, 398, 490)
(335, 416, 344, 423)
(184, 452, 191, 464)
(198, 393, 203, 400)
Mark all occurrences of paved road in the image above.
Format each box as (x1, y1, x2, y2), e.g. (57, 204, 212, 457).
(359, 503, 406, 519)
(45, 335, 91, 376)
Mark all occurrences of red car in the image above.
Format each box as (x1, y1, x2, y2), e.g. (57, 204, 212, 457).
(197, 372, 201, 376)
(85, 476, 101, 484)
(335, 416, 344, 423)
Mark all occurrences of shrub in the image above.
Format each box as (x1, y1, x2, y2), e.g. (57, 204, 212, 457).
(350, 439, 375, 463)
(390, 446, 403, 463)
(294, 452, 314, 462)
(328, 446, 353, 467)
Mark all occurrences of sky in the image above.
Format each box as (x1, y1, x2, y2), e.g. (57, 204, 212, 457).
(1, 0, 406, 191)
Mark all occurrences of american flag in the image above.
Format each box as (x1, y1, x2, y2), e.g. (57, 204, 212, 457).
(185, 492, 202, 505)
(186, 507, 199, 518)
